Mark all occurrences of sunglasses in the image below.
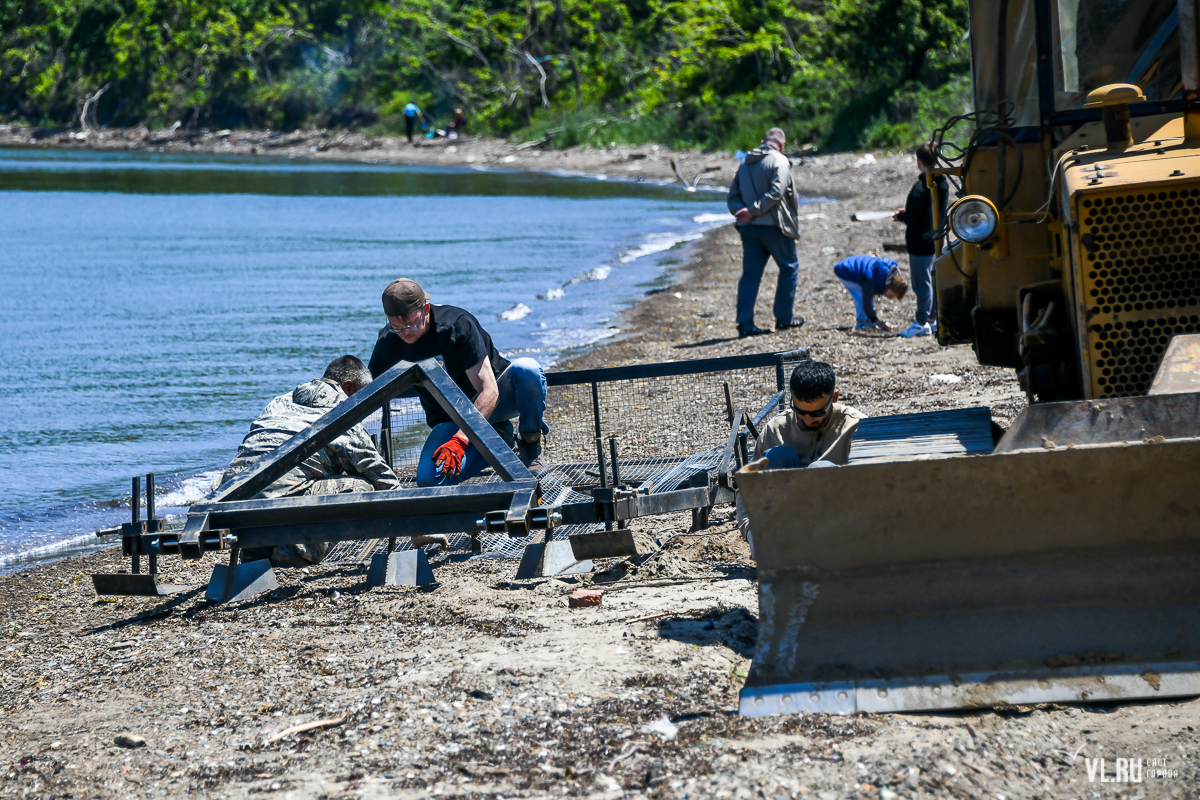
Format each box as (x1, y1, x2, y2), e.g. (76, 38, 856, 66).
(792, 394, 834, 418)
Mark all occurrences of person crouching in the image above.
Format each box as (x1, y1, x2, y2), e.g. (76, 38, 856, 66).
(209, 355, 404, 567)
(833, 253, 909, 332)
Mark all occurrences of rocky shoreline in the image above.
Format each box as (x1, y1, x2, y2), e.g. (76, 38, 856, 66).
(2, 143, 1197, 800)
(0, 123, 742, 192)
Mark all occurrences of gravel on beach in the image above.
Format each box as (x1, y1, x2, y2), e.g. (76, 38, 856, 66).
(3, 139, 1198, 799)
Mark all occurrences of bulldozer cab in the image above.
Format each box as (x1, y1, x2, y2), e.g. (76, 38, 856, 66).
(935, 0, 1200, 403)
(971, 0, 1181, 129)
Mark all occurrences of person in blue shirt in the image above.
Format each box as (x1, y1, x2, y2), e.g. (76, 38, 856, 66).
(833, 254, 909, 331)
(403, 101, 426, 143)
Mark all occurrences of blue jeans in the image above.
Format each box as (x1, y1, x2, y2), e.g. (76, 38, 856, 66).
(839, 278, 872, 325)
(909, 254, 935, 325)
(416, 357, 547, 486)
(736, 226, 800, 327)
(763, 445, 836, 470)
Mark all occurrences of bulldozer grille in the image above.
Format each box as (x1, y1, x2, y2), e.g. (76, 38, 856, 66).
(1078, 188, 1200, 397)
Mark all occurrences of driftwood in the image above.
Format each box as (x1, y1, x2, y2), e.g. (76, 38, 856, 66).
(263, 714, 347, 744)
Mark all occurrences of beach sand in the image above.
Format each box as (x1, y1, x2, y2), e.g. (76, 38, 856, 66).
(3, 143, 1197, 799)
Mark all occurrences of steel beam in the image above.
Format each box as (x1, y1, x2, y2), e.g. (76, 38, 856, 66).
(545, 349, 808, 386)
(419, 361, 532, 483)
(191, 482, 534, 528)
(211, 360, 423, 503)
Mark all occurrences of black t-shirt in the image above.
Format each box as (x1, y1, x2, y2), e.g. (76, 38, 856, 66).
(368, 304, 512, 428)
(897, 174, 949, 256)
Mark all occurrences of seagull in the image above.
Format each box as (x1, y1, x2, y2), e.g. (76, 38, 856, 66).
(670, 160, 720, 191)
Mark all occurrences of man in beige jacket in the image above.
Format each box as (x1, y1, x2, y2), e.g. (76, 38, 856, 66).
(737, 360, 864, 550)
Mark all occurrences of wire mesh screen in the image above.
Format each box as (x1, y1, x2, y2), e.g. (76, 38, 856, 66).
(545, 366, 784, 463)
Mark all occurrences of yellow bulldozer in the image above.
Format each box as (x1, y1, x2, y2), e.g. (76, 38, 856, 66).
(737, 0, 1200, 715)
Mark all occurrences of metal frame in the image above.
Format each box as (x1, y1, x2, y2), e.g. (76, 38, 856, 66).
(102, 349, 806, 596)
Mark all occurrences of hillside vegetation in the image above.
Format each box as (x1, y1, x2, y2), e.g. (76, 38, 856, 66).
(1, 0, 971, 151)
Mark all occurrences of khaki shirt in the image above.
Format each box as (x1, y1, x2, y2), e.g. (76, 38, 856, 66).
(752, 402, 866, 466)
(737, 402, 866, 553)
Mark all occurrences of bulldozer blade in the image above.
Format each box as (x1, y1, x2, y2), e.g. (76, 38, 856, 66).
(1150, 333, 1200, 395)
(736, 410, 1200, 715)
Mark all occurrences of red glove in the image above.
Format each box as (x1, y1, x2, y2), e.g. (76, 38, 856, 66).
(432, 431, 470, 477)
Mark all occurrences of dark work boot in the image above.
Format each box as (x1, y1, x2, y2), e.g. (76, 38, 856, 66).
(737, 324, 771, 338)
(776, 316, 805, 331)
(517, 431, 545, 473)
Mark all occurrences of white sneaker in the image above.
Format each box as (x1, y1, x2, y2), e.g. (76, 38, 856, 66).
(899, 322, 932, 338)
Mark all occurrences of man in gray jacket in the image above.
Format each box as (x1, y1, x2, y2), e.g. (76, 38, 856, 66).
(210, 354, 404, 566)
(727, 127, 804, 337)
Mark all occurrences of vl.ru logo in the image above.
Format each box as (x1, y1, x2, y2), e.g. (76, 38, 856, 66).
(1085, 758, 1142, 783)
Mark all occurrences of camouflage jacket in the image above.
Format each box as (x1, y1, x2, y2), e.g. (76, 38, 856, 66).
(212, 378, 400, 499)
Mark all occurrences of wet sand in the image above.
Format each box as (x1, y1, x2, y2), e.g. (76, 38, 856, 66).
(3, 143, 1197, 799)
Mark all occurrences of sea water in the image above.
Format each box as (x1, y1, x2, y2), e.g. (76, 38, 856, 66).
(0, 147, 732, 571)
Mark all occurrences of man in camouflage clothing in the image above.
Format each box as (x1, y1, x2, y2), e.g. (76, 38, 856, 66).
(210, 355, 402, 567)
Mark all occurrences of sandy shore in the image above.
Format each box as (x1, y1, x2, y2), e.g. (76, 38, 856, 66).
(3, 143, 1198, 799)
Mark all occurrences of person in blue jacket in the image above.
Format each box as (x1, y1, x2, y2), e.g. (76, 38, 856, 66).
(833, 254, 909, 331)
(403, 101, 426, 143)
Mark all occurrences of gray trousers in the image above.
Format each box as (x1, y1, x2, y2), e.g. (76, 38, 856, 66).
(910, 254, 936, 325)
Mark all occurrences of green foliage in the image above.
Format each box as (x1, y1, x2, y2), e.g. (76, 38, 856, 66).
(0, 0, 971, 151)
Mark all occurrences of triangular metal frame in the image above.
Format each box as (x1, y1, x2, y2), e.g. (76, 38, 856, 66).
(178, 357, 538, 561)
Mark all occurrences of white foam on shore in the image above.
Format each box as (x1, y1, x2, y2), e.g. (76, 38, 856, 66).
(157, 469, 223, 507)
(619, 231, 704, 263)
(532, 326, 621, 351)
(0, 528, 123, 572)
(692, 212, 732, 224)
(574, 265, 612, 282)
(500, 302, 532, 321)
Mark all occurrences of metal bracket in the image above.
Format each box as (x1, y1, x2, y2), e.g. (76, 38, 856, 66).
(367, 549, 435, 587)
(205, 555, 278, 605)
(514, 533, 593, 579)
(91, 573, 188, 597)
(718, 407, 748, 490)
(569, 528, 639, 560)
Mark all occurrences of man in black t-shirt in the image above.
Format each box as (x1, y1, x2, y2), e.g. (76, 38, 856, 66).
(367, 278, 547, 485)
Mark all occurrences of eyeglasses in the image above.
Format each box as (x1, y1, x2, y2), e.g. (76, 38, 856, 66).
(391, 309, 426, 334)
(792, 394, 834, 418)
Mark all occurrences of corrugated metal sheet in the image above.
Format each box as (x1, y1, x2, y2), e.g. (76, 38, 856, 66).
(847, 406, 995, 464)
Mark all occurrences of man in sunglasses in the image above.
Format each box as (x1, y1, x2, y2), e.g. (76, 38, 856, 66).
(753, 360, 864, 469)
(367, 278, 548, 485)
(736, 360, 864, 551)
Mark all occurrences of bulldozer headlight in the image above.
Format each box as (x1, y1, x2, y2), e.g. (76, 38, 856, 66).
(949, 196, 999, 244)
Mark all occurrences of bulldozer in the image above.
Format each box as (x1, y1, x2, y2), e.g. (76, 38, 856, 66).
(737, 0, 1200, 715)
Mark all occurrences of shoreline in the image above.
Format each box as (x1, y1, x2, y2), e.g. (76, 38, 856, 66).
(0, 141, 729, 572)
(0, 123, 746, 193)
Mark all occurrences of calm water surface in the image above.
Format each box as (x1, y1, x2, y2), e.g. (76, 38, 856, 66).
(0, 147, 729, 569)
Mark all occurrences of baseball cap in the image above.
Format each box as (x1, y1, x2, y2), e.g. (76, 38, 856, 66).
(382, 278, 431, 316)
